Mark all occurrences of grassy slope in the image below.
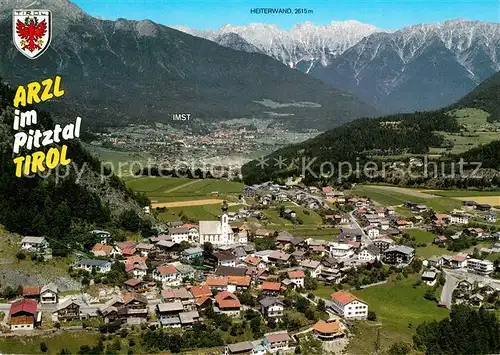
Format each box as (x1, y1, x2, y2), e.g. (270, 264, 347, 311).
(348, 275, 449, 353)
(353, 185, 462, 213)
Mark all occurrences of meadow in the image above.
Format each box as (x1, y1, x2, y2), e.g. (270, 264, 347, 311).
(353, 185, 463, 213)
(348, 275, 450, 353)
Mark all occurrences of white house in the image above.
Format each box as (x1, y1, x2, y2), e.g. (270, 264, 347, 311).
(152, 264, 180, 286)
(365, 226, 380, 238)
(40, 283, 58, 304)
(450, 213, 469, 225)
(263, 331, 291, 354)
(328, 243, 354, 258)
(287, 270, 305, 288)
(20, 236, 49, 252)
(76, 259, 111, 273)
(358, 245, 381, 262)
(259, 297, 285, 320)
(168, 228, 190, 244)
(300, 260, 322, 278)
(467, 258, 494, 275)
(330, 291, 368, 320)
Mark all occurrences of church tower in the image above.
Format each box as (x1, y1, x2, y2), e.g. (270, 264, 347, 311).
(220, 200, 230, 244)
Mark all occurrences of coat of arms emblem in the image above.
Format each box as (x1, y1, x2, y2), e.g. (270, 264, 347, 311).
(13, 9, 52, 59)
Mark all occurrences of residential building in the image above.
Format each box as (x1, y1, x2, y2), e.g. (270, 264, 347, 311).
(450, 213, 469, 225)
(20, 236, 49, 252)
(152, 265, 180, 286)
(372, 237, 394, 252)
(40, 283, 58, 304)
(212, 251, 238, 268)
(91, 243, 121, 258)
(54, 299, 84, 321)
(383, 245, 415, 265)
(330, 291, 368, 320)
(22, 286, 40, 301)
(259, 297, 285, 320)
(214, 291, 241, 317)
(358, 245, 381, 262)
(181, 246, 204, 261)
(328, 243, 353, 258)
(76, 259, 112, 273)
(9, 298, 39, 330)
(486, 213, 497, 223)
(300, 260, 322, 278)
(260, 282, 281, 297)
(206, 276, 229, 291)
(450, 255, 467, 269)
(421, 271, 437, 286)
(287, 270, 305, 288)
(227, 276, 251, 293)
(263, 331, 292, 353)
(225, 341, 266, 355)
(467, 258, 494, 275)
(168, 227, 190, 244)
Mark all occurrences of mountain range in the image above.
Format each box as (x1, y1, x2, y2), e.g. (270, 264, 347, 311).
(241, 71, 500, 185)
(0, 0, 378, 131)
(177, 20, 500, 113)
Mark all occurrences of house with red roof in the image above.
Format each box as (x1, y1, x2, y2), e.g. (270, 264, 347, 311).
(125, 260, 148, 279)
(450, 255, 468, 269)
(190, 284, 212, 308)
(205, 276, 229, 291)
(9, 298, 39, 330)
(152, 264, 180, 286)
(260, 281, 281, 296)
(287, 270, 305, 288)
(330, 291, 368, 320)
(22, 286, 40, 301)
(214, 291, 241, 317)
(91, 243, 121, 258)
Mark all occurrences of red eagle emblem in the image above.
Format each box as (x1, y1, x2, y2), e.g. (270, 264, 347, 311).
(16, 17, 47, 52)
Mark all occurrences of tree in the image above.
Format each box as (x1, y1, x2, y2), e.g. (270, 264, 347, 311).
(317, 299, 326, 313)
(367, 310, 377, 321)
(203, 242, 214, 255)
(297, 334, 323, 355)
(386, 341, 411, 355)
(15, 251, 26, 261)
(40, 342, 48, 353)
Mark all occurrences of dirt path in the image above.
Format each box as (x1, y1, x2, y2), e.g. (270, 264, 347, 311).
(152, 199, 240, 208)
(163, 179, 203, 194)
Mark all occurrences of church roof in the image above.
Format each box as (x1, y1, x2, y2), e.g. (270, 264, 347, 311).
(199, 220, 221, 235)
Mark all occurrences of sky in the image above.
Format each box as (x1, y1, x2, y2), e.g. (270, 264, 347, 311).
(74, 0, 499, 30)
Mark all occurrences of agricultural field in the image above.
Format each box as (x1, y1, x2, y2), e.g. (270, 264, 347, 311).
(347, 275, 449, 353)
(158, 203, 242, 222)
(0, 331, 100, 354)
(431, 108, 500, 155)
(405, 229, 438, 244)
(85, 144, 152, 176)
(353, 185, 462, 213)
(126, 177, 245, 220)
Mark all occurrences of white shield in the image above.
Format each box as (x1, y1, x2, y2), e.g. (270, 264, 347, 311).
(12, 9, 52, 59)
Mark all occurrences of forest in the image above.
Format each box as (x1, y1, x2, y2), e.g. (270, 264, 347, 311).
(0, 79, 152, 256)
(413, 305, 500, 355)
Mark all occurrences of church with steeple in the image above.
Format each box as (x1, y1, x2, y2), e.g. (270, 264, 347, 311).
(198, 201, 235, 246)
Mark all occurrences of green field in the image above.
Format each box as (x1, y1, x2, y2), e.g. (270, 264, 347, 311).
(422, 190, 500, 197)
(0, 331, 100, 354)
(406, 229, 438, 244)
(351, 276, 449, 347)
(353, 185, 462, 213)
(127, 177, 244, 202)
(85, 144, 152, 176)
(431, 108, 500, 154)
(415, 244, 455, 258)
(159, 203, 242, 222)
